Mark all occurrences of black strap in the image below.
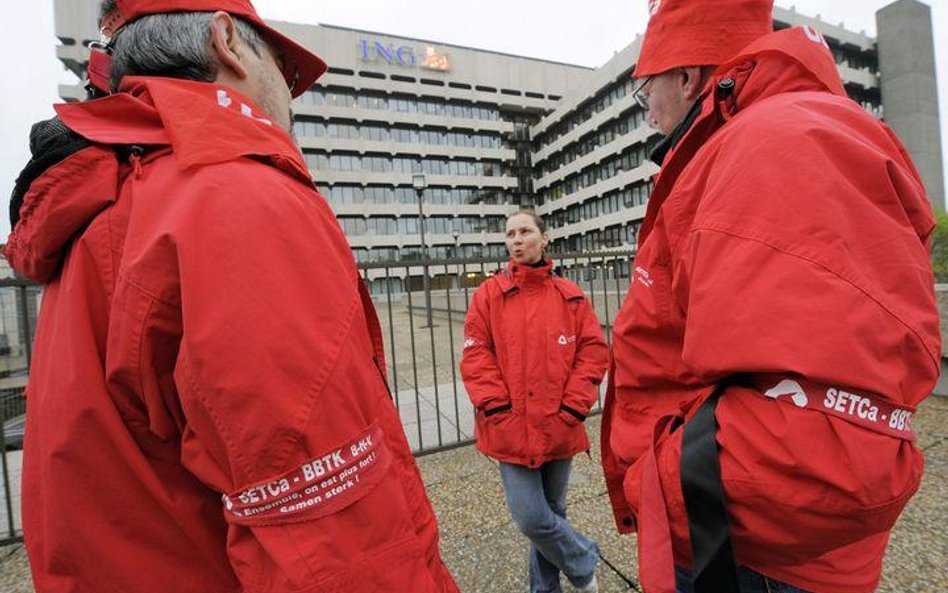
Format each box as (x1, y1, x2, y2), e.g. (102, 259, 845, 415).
(680, 386, 741, 593)
(483, 403, 511, 417)
(559, 403, 586, 422)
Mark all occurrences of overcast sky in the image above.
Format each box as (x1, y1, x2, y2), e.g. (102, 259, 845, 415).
(1, 1, 945, 241)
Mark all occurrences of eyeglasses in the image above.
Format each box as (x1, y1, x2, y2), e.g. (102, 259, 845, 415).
(633, 75, 655, 110)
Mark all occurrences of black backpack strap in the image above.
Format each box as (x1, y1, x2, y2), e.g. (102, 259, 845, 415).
(680, 382, 741, 593)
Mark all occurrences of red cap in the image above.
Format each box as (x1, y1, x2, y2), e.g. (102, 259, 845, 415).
(99, 0, 327, 97)
(633, 0, 774, 78)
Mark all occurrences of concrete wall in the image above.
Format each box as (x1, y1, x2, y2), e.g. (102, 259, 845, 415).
(877, 0, 945, 212)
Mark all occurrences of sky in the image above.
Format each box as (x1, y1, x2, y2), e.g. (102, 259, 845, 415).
(0, 0, 945, 241)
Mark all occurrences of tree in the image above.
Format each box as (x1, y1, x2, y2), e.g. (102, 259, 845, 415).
(931, 210, 948, 284)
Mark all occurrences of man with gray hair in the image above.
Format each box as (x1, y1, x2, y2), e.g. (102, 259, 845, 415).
(5, 2, 460, 592)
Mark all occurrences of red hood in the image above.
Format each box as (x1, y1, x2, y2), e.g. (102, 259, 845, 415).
(5, 78, 311, 284)
(639, 27, 852, 245)
(709, 25, 847, 108)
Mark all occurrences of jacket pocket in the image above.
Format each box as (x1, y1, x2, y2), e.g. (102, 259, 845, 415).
(475, 408, 522, 461)
(716, 393, 925, 561)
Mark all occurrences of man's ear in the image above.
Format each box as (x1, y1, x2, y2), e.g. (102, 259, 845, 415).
(681, 66, 707, 101)
(210, 11, 249, 80)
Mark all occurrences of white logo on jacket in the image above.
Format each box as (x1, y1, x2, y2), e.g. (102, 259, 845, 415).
(823, 387, 881, 422)
(634, 266, 654, 288)
(765, 379, 809, 408)
(217, 89, 273, 126)
(648, 0, 662, 17)
(802, 25, 830, 50)
(463, 337, 480, 349)
(557, 334, 576, 346)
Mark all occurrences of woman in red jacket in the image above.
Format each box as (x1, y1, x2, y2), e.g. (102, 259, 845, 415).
(461, 210, 609, 593)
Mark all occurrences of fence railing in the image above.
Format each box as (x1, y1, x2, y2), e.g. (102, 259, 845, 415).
(0, 250, 637, 545)
(0, 278, 36, 545)
(357, 251, 635, 456)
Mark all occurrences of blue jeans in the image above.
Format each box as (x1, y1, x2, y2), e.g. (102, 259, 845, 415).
(675, 566, 814, 593)
(499, 460, 599, 593)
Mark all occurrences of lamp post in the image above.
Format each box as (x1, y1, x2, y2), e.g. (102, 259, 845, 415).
(452, 230, 461, 291)
(413, 174, 436, 328)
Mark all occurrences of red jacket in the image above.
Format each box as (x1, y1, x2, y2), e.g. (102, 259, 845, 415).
(6, 77, 459, 593)
(601, 28, 940, 593)
(461, 260, 609, 468)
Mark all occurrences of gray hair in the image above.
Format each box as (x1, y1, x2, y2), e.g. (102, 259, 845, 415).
(99, 0, 264, 91)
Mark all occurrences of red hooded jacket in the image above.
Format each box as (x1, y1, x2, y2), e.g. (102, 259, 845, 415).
(601, 28, 940, 593)
(460, 260, 609, 468)
(5, 77, 459, 593)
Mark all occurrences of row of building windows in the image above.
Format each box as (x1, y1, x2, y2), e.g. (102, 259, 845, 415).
(535, 108, 652, 178)
(540, 143, 654, 203)
(845, 86, 883, 119)
(354, 243, 508, 264)
(306, 152, 509, 177)
(534, 75, 637, 151)
(296, 87, 502, 121)
(319, 68, 560, 100)
(317, 185, 512, 206)
(343, 221, 645, 261)
(546, 180, 654, 229)
(337, 216, 506, 237)
(830, 48, 876, 72)
(549, 222, 641, 254)
(294, 120, 504, 150)
(351, 224, 643, 263)
(557, 259, 634, 286)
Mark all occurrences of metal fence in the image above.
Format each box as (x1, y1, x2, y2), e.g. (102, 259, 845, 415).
(0, 250, 636, 545)
(358, 251, 635, 456)
(0, 278, 38, 546)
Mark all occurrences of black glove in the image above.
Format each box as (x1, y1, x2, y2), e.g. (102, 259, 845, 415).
(10, 117, 92, 229)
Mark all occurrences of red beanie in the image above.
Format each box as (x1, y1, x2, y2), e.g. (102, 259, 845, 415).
(634, 0, 774, 78)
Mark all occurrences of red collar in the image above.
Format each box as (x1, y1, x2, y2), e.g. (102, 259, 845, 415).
(55, 77, 311, 183)
(494, 259, 585, 301)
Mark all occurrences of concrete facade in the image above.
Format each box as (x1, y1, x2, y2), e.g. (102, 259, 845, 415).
(51, 1, 943, 291)
(877, 0, 945, 211)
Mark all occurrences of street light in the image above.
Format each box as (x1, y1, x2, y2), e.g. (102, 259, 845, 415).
(452, 230, 462, 291)
(413, 174, 436, 328)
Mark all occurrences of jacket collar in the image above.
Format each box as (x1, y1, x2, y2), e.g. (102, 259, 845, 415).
(496, 259, 548, 293)
(649, 99, 702, 166)
(54, 77, 311, 184)
(7, 78, 313, 284)
(494, 259, 585, 301)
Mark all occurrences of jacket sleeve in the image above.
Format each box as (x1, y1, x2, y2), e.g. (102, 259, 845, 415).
(459, 285, 510, 411)
(561, 298, 609, 417)
(156, 163, 444, 590)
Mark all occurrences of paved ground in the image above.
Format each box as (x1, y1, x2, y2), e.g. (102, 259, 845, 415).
(2, 398, 945, 592)
(422, 397, 948, 593)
